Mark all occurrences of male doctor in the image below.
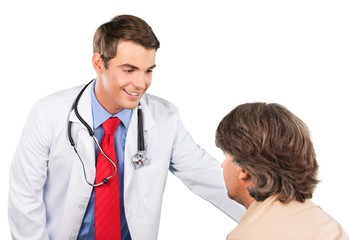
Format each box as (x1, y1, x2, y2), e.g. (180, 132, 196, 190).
(8, 14, 244, 240)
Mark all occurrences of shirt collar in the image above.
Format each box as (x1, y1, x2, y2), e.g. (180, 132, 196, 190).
(90, 79, 132, 129)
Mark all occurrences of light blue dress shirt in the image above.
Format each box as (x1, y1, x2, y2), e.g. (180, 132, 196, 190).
(77, 80, 132, 240)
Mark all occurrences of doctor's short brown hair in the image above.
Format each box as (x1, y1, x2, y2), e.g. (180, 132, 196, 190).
(93, 14, 160, 68)
(215, 102, 319, 203)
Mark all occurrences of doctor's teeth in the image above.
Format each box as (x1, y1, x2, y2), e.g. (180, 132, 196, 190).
(126, 90, 139, 96)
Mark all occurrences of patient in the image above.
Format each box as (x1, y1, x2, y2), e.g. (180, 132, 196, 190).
(215, 102, 348, 240)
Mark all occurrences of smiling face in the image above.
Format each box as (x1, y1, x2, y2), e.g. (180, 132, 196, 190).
(93, 40, 156, 114)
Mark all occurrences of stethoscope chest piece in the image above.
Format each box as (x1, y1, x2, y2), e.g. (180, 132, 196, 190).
(132, 150, 149, 168)
(132, 104, 149, 169)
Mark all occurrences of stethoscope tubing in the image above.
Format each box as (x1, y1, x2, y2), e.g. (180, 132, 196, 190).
(67, 80, 147, 187)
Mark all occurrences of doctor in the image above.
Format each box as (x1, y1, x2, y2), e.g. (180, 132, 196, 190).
(8, 14, 244, 240)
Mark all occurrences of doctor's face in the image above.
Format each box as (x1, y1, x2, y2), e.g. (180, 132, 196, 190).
(93, 40, 156, 114)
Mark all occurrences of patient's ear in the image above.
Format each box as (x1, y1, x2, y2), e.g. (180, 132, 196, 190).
(239, 169, 250, 181)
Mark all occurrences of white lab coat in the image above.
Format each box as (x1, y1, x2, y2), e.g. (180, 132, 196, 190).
(8, 83, 245, 240)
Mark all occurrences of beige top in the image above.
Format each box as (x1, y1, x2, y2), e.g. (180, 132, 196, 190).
(227, 195, 348, 240)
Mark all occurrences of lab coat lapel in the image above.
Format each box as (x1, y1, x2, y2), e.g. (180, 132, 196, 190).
(68, 82, 95, 176)
(123, 97, 156, 195)
(57, 83, 95, 239)
(66, 82, 96, 189)
(123, 96, 160, 239)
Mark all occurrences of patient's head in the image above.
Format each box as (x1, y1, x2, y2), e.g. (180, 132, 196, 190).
(216, 102, 319, 208)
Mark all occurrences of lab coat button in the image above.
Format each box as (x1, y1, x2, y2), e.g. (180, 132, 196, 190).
(78, 204, 85, 209)
(69, 236, 77, 240)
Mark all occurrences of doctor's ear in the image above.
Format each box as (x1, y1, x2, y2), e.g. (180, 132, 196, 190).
(92, 53, 105, 73)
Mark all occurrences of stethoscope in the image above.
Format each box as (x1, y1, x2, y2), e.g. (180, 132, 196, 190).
(67, 80, 149, 187)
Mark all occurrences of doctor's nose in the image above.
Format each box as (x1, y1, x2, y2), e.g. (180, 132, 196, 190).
(132, 74, 151, 89)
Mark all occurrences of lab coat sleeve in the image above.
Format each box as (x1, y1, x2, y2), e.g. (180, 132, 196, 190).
(8, 103, 50, 240)
(169, 119, 245, 222)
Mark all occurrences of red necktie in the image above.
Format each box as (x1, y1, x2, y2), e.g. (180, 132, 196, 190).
(95, 117, 121, 240)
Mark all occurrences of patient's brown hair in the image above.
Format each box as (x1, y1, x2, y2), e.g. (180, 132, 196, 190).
(216, 102, 319, 203)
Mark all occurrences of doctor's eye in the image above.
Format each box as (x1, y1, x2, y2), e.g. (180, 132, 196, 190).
(124, 69, 135, 73)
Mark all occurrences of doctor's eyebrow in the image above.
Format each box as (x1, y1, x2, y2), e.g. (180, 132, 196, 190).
(119, 63, 157, 71)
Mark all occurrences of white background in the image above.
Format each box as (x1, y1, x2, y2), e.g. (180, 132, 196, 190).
(1, 0, 348, 239)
